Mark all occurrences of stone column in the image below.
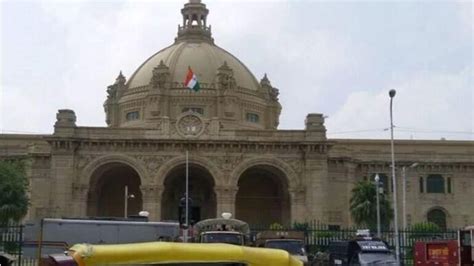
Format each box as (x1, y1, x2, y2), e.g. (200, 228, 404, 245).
(72, 183, 89, 217)
(50, 154, 75, 217)
(289, 186, 307, 223)
(141, 185, 163, 221)
(215, 186, 239, 218)
(345, 162, 358, 226)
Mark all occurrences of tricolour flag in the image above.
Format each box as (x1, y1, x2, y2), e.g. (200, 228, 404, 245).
(184, 67, 200, 92)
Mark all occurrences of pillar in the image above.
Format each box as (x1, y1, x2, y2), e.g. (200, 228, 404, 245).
(141, 185, 164, 221)
(215, 186, 239, 218)
(289, 186, 307, 223)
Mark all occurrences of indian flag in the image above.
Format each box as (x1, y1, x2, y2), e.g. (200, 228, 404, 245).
(184, 67, 200, 92)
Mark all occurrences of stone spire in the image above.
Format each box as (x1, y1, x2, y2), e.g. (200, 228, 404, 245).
(115, 71, 126, 85)
(176, 0, 213, 43)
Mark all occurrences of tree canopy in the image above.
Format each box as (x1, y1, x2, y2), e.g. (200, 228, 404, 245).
(0, 160, 29, 225)
(350, 180, 393, 229)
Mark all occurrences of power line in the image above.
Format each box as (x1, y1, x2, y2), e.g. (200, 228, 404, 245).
(395, 126, 474, 135)
(328, 128, 388, 135)
(0, 128, 49, 134)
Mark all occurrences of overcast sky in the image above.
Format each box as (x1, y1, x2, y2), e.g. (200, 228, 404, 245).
(1, 0, 472, 140)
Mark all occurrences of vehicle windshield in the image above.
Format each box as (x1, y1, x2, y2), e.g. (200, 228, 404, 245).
(265, 240, 306, 255)
(201, 233, 243, 245)
(359, 252, 397, 265)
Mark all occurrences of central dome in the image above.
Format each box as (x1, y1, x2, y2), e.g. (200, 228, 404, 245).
(127, 41, 260, 91)
(103, 0, 281, 132)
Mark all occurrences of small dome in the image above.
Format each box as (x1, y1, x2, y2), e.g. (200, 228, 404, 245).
(127, 41, 260, 91)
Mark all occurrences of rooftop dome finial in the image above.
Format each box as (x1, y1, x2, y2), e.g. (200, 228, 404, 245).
(176, 0, 213, 43)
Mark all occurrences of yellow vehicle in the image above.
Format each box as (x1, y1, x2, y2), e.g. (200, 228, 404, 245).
(46, 241, 303, 266)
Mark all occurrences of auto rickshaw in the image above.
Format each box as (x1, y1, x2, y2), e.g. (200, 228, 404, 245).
(44, 241, 303, 266)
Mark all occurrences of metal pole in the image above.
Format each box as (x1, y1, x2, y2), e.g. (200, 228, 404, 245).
(184, 150, 189, 243)
(402, 166, 407, 230)
(375, 174, 381, 238)
(124, 185, 128, 218)
(36, 219, 44, 266)
(389, 89, 400, 265)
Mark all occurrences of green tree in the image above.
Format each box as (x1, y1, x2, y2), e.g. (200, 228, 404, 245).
(350, 180, 393, 229)
(0, 160, 29, 225)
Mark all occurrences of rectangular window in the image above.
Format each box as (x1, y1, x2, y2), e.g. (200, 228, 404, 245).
(182, 107, 204, 115)
(371, 173, 389, 194)
(419, 177, 424, 193)
(427, 174, 445, 193)
(246, 113, 259, 123)
(447, 177, 452, 193)
(126, 111, 140, 121)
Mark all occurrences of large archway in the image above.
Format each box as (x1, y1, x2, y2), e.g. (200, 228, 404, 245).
(235, 165, 290, 227)
(87, 162, 143, 217)
(161, 164, 216, 223)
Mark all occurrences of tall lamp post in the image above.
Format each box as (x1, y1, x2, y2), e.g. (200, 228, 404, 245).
(374, 174, 381, 238)
(402, 162, 418, 229)
(389, 89, 400, 265)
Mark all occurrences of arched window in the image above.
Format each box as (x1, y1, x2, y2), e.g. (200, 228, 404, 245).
(426, 174, 445, 193)
(427, 208, 447, 230)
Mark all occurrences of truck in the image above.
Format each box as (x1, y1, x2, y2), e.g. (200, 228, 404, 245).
(327, 230, 397, 265)
(193, 214, 250, 245)
(23, 218, 180, 258)
(255, 231, 309, 265)
(414, 225, 473, 266)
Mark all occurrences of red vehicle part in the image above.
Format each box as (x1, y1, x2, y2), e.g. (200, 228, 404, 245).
(414, 240, 458, 266)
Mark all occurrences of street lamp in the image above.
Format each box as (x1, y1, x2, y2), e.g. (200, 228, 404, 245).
(389, 89, 400, 265)
(374, 174, 381, 238)
(402, 162, 419, 229)
(124, 185, 135, 218)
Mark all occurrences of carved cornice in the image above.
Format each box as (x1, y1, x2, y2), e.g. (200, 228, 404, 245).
(47, 138, 331, 154)
(356, 161, 474, 173)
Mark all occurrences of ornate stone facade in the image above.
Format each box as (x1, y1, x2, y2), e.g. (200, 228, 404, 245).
(0, 0, 472, 228)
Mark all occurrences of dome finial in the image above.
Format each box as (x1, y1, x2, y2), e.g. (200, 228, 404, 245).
(176, 0, 213, 43)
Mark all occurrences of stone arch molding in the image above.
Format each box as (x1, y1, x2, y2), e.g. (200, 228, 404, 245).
(229, 156, 300, 189)
(154, 155, 224, 187)
(80, 154, 148, 187)
(425, 206, 451, 219)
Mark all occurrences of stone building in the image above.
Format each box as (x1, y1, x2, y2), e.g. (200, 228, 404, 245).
(1, 0, 473, 229)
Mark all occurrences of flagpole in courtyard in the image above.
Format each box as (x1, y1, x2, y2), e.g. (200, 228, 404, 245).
(184, 150, 189, 242)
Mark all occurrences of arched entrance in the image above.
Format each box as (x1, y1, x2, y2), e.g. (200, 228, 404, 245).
(161, 164, 216, 223)
(235, 165, 290, 227)
(427, 208, 447, 230)
(87, 162, 143, 217)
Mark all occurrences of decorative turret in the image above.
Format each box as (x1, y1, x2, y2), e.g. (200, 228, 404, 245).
(260, 74, 279, 102)
(106, 71, 126, 100)
(260, 73, 271, 88)
(176, 0, 213, 43)
(104, 71, 126, 127)
(216, 61, 236, 91)
(151, 60, 170, 89)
